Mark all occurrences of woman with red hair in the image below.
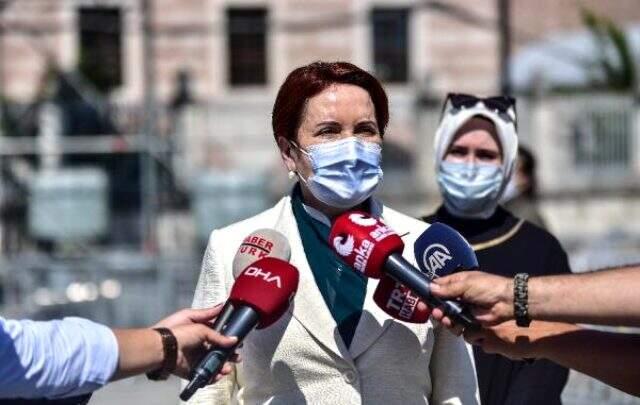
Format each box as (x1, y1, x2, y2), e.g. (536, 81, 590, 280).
(186, 62, 479, 405)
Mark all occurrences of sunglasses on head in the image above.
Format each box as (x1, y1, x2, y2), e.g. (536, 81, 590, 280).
(442, 93, 517, 128)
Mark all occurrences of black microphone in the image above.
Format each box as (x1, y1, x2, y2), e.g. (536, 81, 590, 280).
(180, 256, 299, 401)
(329, 212, 480, 330)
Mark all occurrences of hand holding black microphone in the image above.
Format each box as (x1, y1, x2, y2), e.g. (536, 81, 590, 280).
(180, 230, 298, 401)
(372, 221, 481, 325)
(328, 212, 480, 331)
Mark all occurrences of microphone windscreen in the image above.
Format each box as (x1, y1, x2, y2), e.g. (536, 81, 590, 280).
(373, 276, 432, 323)
(232, 229, 292, 278)
(230, 257, 299, 328)
(329, 211, 404, 279)
(413, 222, 478, 280)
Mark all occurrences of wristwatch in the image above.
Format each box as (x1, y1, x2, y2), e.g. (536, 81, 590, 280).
(146, 327, 178, 381)
(514, 273, 531, 327)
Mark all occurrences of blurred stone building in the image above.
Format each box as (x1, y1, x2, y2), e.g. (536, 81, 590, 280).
(0, 0, 639, 252)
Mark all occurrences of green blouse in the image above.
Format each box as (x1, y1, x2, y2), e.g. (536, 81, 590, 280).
(290, 188, 367, 348)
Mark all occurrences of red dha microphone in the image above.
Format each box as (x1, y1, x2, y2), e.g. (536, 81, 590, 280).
(329, 212, 478, 329)
(180, 257, 299, 401)
(212, 229, 292, 333)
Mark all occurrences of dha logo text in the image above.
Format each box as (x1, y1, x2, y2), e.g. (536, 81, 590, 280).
(244, 266, 282, 288)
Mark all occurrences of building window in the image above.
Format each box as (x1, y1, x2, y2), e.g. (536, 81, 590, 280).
(371, 8, 409, 83)
(572, 109, 632, 169)
(227, 8, 267, 86)
(78, 7, 123, 93)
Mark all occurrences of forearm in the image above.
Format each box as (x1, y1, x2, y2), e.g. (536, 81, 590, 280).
(111, 328, 164, 380)
(0, 317, 119, 399)
(529, 266, 640, 326)
(535, 328, 640, 397)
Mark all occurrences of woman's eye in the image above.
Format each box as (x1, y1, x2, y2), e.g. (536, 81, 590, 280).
(358, 128, 377, 136)
(317, 127, 338, 136)
(478, 151, 499, 161)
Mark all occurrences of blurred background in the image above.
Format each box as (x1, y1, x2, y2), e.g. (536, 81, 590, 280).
(0, 0, 639, 403)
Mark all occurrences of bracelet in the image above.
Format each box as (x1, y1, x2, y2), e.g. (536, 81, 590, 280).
(146, 327, 178, 381)
(514, 273, 531, 327)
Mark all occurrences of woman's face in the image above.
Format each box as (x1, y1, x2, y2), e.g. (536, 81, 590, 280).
(278, 83, 382, 183)
(444, 117, 503, 166)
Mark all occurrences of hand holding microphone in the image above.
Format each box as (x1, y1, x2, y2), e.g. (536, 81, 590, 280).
(373, 222, 481, 323)
(430, 271, 515, 327)
(180, 230, 298, 401)
(329, 212, 479, 331)
(414, 224, 512, 328)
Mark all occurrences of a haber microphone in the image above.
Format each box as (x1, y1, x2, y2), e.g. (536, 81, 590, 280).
(413, 222, 478, 279)
(180, 256, 299, 401)
(211, 229, 292, 333)
(329, 212, 479, 330)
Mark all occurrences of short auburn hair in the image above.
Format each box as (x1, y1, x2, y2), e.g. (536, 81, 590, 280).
(272, 61, 389, 142)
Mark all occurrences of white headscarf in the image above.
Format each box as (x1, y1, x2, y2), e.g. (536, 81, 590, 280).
(434, 96, 519, 202)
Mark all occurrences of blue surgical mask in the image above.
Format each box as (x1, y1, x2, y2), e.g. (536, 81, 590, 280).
(437, 161, 504, 219)
(292, 137, 383, 209)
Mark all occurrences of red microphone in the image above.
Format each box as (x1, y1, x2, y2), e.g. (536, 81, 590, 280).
(228, 257, 298, 328)
(330, 212, 404, 278)
(329, 211, 479, 330)
(181, 257, 299, 401)
(373, 276, 431, 323)
(212, 229, 292, 333)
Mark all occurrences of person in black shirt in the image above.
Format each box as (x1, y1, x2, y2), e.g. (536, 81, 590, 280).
(422, 93, 570, 405)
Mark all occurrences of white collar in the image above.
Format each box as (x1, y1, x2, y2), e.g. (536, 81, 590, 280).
(301, 202, 332, 227)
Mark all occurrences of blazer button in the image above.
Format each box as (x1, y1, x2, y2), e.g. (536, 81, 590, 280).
(343, 370, 357, 384)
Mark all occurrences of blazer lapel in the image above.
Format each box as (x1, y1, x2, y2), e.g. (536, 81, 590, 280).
(273, 197, 355, 365)
(347, 277, 395, 359)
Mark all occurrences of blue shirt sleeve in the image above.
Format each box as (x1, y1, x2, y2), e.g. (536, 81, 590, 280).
(0, 316, 119, 399)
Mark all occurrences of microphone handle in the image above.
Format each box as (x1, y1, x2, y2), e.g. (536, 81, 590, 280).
(180, 305, 260, 401)
(385, 254, 480, 331)
(211, 302, 235, 332)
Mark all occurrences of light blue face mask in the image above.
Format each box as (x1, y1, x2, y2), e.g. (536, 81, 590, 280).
(292, 137, 384, 209)
(437, 161, 504, 219)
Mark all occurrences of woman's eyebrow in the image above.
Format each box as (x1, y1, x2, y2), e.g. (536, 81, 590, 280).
(477, 148, 500, 154)
(315, 120, 341, 128)
(356, 120, 378, 127)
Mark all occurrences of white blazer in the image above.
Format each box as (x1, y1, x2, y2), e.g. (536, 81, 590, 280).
(183, 196, 479, 405)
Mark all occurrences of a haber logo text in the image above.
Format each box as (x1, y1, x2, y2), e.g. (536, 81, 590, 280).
(353, 239, 374, 273)
(239, 235, 273, 259)
(422, 243, 453, 279)
(369, 225, 395, 242)
(244, 266, 282, 288)
(386, 282, 419, 320)
(348, 213, 378, 227)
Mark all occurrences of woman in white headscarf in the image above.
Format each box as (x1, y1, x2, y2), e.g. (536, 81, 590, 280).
(422, 93, 571, 405)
